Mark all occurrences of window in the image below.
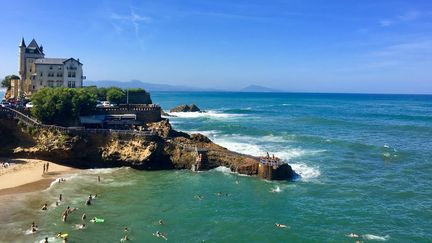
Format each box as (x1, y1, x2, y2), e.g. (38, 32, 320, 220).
(57, 72, 63, 77)
(40, 81, 43, 86)
(56, 80, 63, 87)
(58, 66, 62, 70)
(72, 72, 76, 78)
(68, 72, 71, 77)
(48, 80, 54, 87)
(68, 81, 75, 88)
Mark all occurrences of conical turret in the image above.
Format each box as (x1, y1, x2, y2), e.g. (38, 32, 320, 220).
(19, 37, 26, 47)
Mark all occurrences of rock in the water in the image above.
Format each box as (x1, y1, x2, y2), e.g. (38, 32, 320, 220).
(170, 104, 201, 112)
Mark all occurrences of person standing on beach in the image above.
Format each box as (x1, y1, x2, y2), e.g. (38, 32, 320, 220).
(98, 175, 100, 182)
(43, 163, 46, 174)
(46, 162, 49, 172)
(59, 194, 63, 201)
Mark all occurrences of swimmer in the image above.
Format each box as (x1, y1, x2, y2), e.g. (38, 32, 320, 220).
(81, 213, 86, 221)
(121, 235, 130, 241)
(124, 227, 129, 232)
(41, 203, 48, 210)
(194, 195, 204, 200)
(216, 192, 222, 196)
(275, 223, 288, 228)
(158, 219, 164, 225)
(42, 237, 49, 243)
(153, 231, 168, 240)
(346, 233, 359, 238)
(85, 198, 91, 206)
(235, 180, 239, 184)
(75, 223, 86, 230)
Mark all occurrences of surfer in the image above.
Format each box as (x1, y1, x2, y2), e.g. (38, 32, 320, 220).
(81, 213, 86, 221)
(154, 231, 168, 240)
(275, 223, 288, 228)
(121, 235, 130, 241)
(31, 222, 38, 233)
(41, 203, 48, 210)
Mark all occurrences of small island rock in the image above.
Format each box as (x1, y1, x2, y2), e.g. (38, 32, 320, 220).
(170, 104, 201, 112)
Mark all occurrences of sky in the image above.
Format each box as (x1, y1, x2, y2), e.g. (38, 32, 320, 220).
(0, 0, 431, 94)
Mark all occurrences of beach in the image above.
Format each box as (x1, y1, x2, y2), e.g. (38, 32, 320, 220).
(0, 158, 79, 195)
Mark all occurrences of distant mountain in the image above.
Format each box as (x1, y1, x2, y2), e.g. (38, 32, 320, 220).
(239, 85, 283, 92)
(85, 80, 283, 92)
(84, 80, 214, 92)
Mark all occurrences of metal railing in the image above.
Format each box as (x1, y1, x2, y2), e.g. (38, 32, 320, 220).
(0, 107, 154, 137)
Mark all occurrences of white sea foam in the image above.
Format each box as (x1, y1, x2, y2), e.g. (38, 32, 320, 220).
(270, 185, 282, 193)
(290, 163, 321, 180)
(210, 135, 322, 181)
(362, 234, 390, 241)
(167, 110, 242, 119)
(212, 166, 234, 174)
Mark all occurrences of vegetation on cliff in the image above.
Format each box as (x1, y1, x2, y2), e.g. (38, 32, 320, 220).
(31, 88, 97, 125)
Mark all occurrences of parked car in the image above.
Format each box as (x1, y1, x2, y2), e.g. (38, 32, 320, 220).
(25, 102, 33, 109)
(1, 101, 12, 108)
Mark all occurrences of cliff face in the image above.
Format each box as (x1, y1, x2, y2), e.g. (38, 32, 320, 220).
(0, 118, 261, 175)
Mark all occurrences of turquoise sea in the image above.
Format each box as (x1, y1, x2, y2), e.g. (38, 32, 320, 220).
(1, 92, 431, 242)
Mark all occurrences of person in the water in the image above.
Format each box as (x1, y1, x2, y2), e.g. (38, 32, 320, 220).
(42, 236, 48, 243)
(81, 213, 86, 221)
(75, 223, 86, 229)
(121, 235, 129, 241)
(275, 223, 288, 228)
(41, 203, 48, 210)
(159, 219, 164, 225)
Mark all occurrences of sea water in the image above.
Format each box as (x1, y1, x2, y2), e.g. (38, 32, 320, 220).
(0, 92, 431, 242)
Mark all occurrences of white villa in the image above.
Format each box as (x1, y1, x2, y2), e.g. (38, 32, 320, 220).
(15, 38, 85, 97)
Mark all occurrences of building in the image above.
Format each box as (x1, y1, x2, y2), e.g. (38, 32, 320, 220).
(17, 38, 85, 97)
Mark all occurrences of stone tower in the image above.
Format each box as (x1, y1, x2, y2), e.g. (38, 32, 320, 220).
(18, 38, 45, 95)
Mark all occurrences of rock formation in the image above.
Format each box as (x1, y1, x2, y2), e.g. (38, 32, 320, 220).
(0, 117, 294, 179)
(170, 104, 201, 112)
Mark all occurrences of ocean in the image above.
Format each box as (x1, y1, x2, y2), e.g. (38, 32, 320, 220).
(1, 92, 431, 242)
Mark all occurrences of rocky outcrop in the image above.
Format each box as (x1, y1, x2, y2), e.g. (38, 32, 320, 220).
(170, 104, 201, 112)
(0, 117, 293, 179)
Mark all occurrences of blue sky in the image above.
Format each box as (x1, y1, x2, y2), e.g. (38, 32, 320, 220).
(0, 0, 431, 93)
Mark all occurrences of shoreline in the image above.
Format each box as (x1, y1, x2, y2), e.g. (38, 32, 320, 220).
(0, 158, 80, 196)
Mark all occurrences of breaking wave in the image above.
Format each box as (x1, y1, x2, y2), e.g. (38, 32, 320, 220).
(167, 110, 243, 119)
(362, 234, 390, 241)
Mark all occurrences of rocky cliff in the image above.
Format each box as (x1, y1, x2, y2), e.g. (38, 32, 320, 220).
(0, 118, 261, 175)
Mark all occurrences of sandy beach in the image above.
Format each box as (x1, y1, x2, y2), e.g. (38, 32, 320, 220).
(0, 158, 79, 195)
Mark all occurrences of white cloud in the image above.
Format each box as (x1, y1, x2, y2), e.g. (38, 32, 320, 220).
(379, 10, 421, 27)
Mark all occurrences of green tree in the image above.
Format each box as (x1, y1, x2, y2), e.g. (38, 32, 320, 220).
(1, 75, 20, 89)
(31, 88, 97, 125)
(106, 87, 125, 104)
